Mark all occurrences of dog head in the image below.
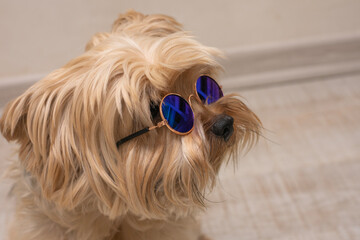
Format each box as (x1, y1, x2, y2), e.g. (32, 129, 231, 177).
(0, 10, 261, 220)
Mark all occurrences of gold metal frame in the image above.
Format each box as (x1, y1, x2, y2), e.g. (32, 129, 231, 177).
(116, 76, 223, 146)
(149, 76, 223, 135)
(158, 93, 195, 135)
(193, 75, 223, 105)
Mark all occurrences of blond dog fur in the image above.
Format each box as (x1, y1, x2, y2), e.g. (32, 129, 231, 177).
(0, 10, 261, 240)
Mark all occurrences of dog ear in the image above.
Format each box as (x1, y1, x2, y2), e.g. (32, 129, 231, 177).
(112, 10, 146, 32)
(112, 10, 183, 37)
(0, 92, 30, 142)
(0, 76, 94, 209)
(0, 42, 144, 213)
(85, 32, 111, 51)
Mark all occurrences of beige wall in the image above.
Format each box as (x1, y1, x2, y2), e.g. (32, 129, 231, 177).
(1, 0, 360, 79)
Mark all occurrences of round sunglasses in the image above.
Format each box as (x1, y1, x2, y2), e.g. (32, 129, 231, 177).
(116, 76, 223, 147)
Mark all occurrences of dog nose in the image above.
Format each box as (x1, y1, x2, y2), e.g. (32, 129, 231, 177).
(211, 114, 234, 142)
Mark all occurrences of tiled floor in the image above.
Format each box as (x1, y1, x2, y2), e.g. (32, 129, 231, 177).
(1, 75, 360, 239)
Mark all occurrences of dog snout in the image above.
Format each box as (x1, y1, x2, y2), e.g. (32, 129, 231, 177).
(211, 114, 234, 142)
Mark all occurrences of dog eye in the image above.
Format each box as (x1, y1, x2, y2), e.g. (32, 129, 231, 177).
(150, 101, 159, 120)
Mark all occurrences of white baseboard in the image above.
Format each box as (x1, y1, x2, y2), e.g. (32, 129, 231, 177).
(1, 32, 360, 107)
(221, 32, 360, 91)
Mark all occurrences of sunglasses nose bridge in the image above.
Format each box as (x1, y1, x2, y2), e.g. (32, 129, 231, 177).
(188, 94, 195, 107)
(188, 94, 201, 107)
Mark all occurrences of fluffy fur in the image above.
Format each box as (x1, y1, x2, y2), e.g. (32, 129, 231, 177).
(0, 10, 261, 240)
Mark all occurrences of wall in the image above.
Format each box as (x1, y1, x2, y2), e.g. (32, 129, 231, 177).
(1, 0, 360, 81)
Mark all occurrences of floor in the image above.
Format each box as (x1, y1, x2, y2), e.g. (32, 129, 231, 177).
(1, 74, 360, 239)
(201, 75, 360, 239)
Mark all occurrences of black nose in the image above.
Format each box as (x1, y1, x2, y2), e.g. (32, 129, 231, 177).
(211, 114, 234, 142)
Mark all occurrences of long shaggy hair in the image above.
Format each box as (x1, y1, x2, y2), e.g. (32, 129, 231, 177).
(0, 10, 261, 240)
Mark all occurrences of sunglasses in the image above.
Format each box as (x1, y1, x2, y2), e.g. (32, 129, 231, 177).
(116, 76, 223, 147)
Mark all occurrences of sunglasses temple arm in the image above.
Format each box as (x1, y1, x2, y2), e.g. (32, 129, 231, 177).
(116, 121, 166, 148)
(116, 127, 150, 147)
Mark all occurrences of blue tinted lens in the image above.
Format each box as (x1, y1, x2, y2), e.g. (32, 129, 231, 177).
(196, 76, 223, 104)
(161, 94, 194, 133)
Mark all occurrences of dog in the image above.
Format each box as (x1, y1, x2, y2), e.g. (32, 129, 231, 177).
(0, 10, 261, 240)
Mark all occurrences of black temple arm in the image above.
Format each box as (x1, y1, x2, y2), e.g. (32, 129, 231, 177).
(116, 127, 150, 148)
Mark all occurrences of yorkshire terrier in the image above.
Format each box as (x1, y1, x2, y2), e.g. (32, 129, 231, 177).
(0, 10, 261, 240)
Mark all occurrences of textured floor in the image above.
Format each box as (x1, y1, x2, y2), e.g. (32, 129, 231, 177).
(201, 75, 360, 239)
(1, 75, 360, 239)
